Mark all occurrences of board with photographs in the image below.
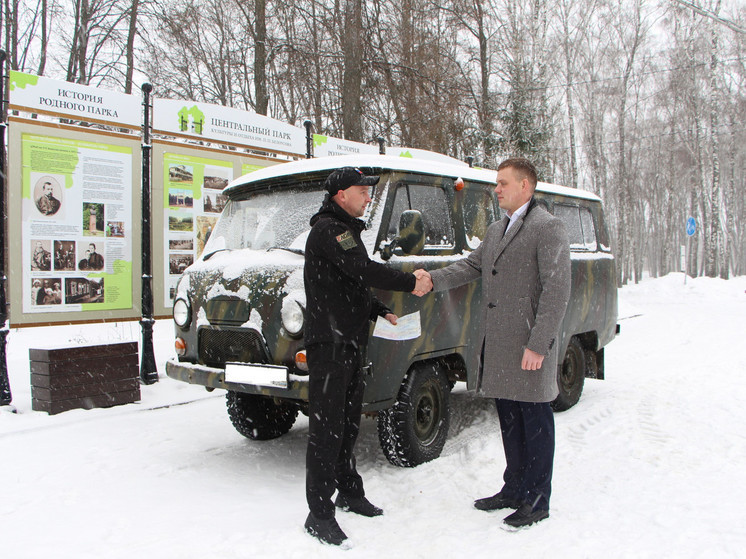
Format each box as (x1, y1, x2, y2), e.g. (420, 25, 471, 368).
(8, 121, 141, 325)
(160, 149, 232, 310)
(151, 142, 281, 316)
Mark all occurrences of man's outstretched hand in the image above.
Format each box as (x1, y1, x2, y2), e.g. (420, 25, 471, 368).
(413, 269, 433, 297)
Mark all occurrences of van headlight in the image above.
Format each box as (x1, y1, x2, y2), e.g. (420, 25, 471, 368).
(173, 298, 191, 328)
(281, 298, 304, 337)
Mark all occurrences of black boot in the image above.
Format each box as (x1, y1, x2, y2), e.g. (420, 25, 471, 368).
(474, 491, 523, 511)
(304, 513, 348, 546)
(335, 493, 384, 517)
(503, 504, 549, 528)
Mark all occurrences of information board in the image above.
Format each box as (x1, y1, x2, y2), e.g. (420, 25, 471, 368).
(151, 141, 284, 317)
(8, 120, 142, 325)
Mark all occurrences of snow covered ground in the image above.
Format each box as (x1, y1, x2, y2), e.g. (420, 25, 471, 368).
(2, 273, 745, 558)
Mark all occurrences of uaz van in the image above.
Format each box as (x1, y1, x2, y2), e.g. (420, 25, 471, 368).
(166, 154, 618, 466)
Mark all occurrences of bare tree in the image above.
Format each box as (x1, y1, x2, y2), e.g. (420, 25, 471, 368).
(368, 0, 465, 153)
(551, 0, 598, 189)
(341, 0, 363, 140)
(6, 0, 745, 277)
(498, 0, 553, 177)
(440, 0, 499, 163)
(270, 0, 343, 128)
(591, 0, 649, 285)
(254, 0, 268, 115)
(3, 0, 56, 75)
(37, 0, 49, 74)
(143, 0, 242, 105)
(706, 0, 724, 278)
(235, 0, 268, 115)
(123, 0, 139, 94)
(4, 0, 20, 70)
(65, 0, 130, 86)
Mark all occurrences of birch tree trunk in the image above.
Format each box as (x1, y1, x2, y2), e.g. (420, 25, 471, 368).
(725, 114, 736, 275)
(615, 1, 643, 284)
(707, 1, 725, 278)
(556, 0, 595, 189)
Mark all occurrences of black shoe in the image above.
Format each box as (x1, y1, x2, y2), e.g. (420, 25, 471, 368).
(335, 493, 384, 517)
(503, 504, 549, 528)
(304, 513, 348, 546)
(474, 491, 523, 511)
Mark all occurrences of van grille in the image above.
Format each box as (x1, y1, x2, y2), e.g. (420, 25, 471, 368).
(198, 328, 268, 367)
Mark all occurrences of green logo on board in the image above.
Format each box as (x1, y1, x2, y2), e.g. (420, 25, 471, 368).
(313, 134, 329, 148)
(9, 70, 40, 91)
(178, 105, 205, 134)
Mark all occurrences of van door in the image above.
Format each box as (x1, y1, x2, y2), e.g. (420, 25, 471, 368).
(365, 177, 494, 407)
(365, 178, 459, 408)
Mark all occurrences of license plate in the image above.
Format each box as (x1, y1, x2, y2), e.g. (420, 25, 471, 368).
(224, 362, 288, 389)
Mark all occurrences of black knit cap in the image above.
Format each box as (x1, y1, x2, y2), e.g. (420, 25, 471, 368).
(324, 166, 379, 196)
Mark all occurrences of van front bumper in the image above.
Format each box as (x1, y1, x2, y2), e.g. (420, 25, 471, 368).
(165, 358, 310, 401)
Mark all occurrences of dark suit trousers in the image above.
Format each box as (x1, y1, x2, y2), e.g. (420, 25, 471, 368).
(306, 343, 365, 519)
(495, 398, 555, 511)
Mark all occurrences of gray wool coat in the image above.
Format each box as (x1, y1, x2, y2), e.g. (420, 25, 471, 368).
(429, 199, 571, 402)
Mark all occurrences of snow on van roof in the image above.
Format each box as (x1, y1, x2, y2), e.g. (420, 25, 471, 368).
(225, 154, 600, 201)
(538, 182, 601, 201)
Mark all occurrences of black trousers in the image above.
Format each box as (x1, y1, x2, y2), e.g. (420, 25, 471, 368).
(306, 343, 366, 519)
(495, 398, 555, 511)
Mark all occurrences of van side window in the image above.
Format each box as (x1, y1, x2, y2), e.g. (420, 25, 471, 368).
(463, 184, 497, 249)
(388, 184, 454, 248)
(553, 204, 597, 251)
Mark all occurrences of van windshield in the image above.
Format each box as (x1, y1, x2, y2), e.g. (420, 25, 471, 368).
(202, 187, 326, 256)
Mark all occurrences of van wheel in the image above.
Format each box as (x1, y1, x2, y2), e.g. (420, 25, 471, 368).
(552, 337, 586, 412)
(377, 363, 450, 467)
(226, 391, 298, 440)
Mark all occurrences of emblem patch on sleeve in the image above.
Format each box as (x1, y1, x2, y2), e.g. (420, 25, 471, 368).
(336, 231, 357, 250)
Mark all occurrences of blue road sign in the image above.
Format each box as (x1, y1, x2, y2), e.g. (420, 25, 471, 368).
(686, 217, 696, 237)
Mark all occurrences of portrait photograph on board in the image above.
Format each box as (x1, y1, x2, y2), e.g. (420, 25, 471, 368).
(33, 176, 63, 217)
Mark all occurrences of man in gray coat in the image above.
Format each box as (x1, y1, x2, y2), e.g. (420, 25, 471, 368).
(428, 157, 571, 528)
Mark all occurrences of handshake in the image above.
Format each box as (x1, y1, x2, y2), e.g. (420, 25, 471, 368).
(412, 269, 433, 297)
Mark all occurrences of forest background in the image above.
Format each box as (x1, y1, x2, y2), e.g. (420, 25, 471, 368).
(4, 0, 745, 285)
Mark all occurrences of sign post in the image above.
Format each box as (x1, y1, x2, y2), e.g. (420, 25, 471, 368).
(685, 216, 696, 284)
(139, 83, 158, 384)
(0, 50, 12, 407)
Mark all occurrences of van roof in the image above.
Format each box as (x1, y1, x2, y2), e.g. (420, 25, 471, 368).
(225, 154, 601, 201)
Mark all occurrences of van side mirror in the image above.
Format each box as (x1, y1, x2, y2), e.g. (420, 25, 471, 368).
(381, 210, 426, 260)
(398, 210, 425, 254)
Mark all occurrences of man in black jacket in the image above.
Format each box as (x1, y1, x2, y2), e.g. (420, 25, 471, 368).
(304, 166, 431, 546)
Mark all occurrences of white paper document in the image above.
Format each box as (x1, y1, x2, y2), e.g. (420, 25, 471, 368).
(373, 311, 422, 341)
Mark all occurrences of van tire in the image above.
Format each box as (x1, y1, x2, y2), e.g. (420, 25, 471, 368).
(377, 362, 450, 467)
(552, 337, 586, 412)
(226, 391, 298, 440)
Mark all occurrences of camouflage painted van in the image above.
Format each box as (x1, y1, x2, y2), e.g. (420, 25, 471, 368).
(165, 154, 618, 467)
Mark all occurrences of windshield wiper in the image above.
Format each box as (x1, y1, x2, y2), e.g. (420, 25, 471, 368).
(202, 248, 230, 261)
(267, 246, 305, 256)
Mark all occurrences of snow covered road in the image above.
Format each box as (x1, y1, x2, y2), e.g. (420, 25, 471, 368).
(2, 274, 745, 558)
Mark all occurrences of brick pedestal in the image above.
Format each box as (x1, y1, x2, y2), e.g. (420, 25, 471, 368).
(30, 342, 141, 415)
